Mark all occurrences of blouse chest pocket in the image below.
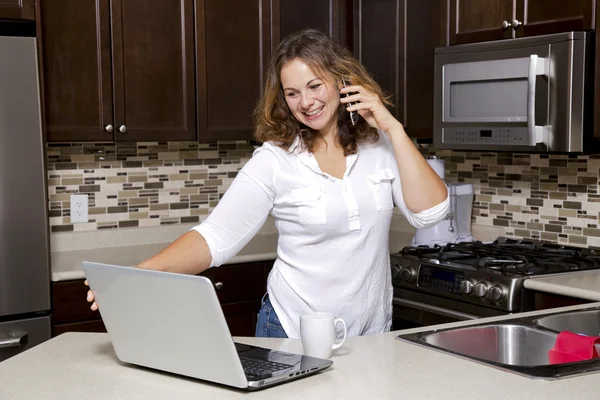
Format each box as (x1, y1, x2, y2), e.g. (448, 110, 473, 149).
(290, 187, 327, 225)
(367, 169, 395, 211)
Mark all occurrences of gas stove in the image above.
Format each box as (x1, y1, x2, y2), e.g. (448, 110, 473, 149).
(391, 237, 600, 313)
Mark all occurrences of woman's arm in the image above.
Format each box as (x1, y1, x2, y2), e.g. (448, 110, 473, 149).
(384, 123, 448, 213)
(341, 85, 448, 213)
(136, 230, 212, 275)
(87, 146, 279, 310)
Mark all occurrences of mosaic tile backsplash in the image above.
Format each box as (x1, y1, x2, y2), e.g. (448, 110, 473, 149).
(47, 141, 600, 248)
(47, 141, 255, 232)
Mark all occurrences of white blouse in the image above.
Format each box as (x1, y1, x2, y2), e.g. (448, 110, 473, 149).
(192, 132, 450, 338)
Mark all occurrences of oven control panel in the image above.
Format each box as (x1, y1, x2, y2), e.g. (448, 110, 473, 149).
(418, 265, 465, 295)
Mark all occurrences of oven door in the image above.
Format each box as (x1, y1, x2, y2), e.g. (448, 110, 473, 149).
(392, 288, 508, 330)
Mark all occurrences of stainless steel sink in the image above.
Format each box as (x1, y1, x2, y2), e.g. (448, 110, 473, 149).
(422, 324, 558, 367)
(397, 306, 600, 380)
(534, 310, 600, 337)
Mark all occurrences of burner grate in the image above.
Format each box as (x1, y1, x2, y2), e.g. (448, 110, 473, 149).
(400, 237, 600, 276)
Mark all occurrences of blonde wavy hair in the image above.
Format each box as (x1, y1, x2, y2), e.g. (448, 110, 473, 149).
(254, 29, 392, 155)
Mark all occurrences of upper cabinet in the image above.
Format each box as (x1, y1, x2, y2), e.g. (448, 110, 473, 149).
(449, 0, 596, 45)
(272, 0, 348, 46)
(110, 0, 196, 142)
(196, 0, 347, 142)
(352, 0, 445, 138)
(449, 0, 513, 44)
(195, 0, 270, 142)
(0, 0, 34, 20)
(516, 0, 596, 37)
(40, 0, 196, 142)
(39, 0, 114, 142)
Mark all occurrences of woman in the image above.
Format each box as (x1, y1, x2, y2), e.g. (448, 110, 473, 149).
(87, 29, 449, 339)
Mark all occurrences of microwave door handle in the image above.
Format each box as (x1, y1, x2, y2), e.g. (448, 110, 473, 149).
(527, 55, 545, 144)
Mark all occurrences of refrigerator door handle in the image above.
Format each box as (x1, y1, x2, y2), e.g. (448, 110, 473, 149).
(0, 332, 28, 348)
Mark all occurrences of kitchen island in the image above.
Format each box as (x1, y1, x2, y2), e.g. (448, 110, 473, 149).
(2, 302, 599, 400)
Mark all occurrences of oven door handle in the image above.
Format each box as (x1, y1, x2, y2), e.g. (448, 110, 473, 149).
(393, 297, 479, 320)
(0, 332, 28, 349)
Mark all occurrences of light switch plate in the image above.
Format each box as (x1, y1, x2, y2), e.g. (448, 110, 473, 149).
(70, 194, 89, 223)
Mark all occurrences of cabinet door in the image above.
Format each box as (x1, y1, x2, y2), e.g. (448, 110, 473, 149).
(353, 0, 404, 123)
(196, 0, 271, 141)
(110, 0, 196, 142)
(449, 0, 513, 44)
(0, 0, 34, 20)
(200, 262, 267, 304)
(405, 0, 445, 138)
(52, 280, 101, 324)
(515, 0, 595, 37)
(40, 0, 114, 142)
(353, 0, 443, 139)
(222, 300, 262, 337)
(272, 0, 342, 45)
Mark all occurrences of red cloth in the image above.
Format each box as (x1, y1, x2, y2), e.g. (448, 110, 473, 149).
(548, 331, 600, 364)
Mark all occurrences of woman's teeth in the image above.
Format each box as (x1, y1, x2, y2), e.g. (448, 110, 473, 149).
(305, 106, 324, 117)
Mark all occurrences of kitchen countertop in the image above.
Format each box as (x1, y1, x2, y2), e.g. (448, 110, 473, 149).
(524, 271, 600, 301)
(50, 231, 281, 281)
(2, 302, 600, 400)
(50, 214, 432, 282)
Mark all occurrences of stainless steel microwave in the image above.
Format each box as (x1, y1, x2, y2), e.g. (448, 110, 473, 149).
(433, 31, 594, 152)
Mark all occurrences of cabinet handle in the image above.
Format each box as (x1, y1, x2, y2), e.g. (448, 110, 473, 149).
(501, 20, 510, 29)
(119, 125, 127, 133)
(214, 282, 224, 290)
(105, 124, 114, 132)
(511, 19, 522, 29)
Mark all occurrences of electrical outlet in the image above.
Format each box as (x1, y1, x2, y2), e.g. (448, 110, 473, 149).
(70, 194, 89, 223)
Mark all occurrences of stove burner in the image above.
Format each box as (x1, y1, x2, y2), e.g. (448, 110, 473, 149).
(400, 237, 600, 276)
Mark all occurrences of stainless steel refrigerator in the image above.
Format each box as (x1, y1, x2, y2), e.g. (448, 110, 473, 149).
(0, 19, 51, 362)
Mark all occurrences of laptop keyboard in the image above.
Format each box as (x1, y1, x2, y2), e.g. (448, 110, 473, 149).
(240, 356, 293, 379)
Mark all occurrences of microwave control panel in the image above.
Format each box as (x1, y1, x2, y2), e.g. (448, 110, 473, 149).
(442, 127, 531, 146)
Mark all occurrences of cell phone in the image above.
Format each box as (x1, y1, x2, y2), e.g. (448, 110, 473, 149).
(341, 79, 359, 126)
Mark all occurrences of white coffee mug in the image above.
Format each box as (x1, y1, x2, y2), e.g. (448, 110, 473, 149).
(300, 312, 347, 359)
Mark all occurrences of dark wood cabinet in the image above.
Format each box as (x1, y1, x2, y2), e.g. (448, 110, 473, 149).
(352, 0, 444, 139)
(449, 0, 513, 45)
(0, 0, 34, 20)
(51, 260, 273, 338)
(39, 0, 114, 142)
(516, 0, 595, 37)
(271, 0, 346, 45)
(110, 0, 196, 142)
(194, 0, 349, 142)
(40, 0, 196, 142)
(448, 0, 596, 45)
(52, 279, 106, 336)
(202, 260, 273, 336)
(195, 0, 271, 142)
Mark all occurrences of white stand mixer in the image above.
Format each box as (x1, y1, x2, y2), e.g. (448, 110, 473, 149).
(413, 157, 475, 246)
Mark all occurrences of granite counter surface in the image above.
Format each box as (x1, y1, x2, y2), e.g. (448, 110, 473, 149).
(51, 216, 423, 282)
(1, 302, 599, 400)
(524, 270, 600, 301)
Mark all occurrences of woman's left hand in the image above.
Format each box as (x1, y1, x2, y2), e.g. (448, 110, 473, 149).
(339, 85, 401, 134)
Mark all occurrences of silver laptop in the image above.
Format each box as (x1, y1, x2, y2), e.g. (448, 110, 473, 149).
(82, 261, 333, 390)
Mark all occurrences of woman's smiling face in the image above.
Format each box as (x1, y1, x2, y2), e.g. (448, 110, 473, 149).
(280, 58, 340, 135)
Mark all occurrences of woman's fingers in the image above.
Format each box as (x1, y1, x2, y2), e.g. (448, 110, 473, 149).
(86, 289, 98, 311)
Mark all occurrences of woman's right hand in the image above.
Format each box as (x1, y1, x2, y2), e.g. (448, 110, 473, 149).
(84, 280, 98, 311)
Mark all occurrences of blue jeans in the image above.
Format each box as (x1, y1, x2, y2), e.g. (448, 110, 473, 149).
(255, 294, 288, 338)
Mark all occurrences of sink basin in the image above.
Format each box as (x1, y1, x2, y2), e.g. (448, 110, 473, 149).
(421, 324, 558, 367)
(534, 310, 600, 337)
(397, 306, 600, 380)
